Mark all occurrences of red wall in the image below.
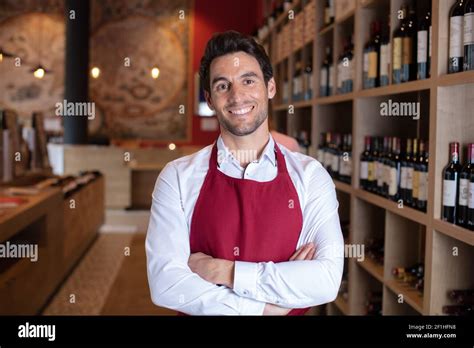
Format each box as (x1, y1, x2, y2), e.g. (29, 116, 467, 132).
(189, 0, 263, 146)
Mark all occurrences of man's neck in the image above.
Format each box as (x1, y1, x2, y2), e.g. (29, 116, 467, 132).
(220, 127, 270, 168)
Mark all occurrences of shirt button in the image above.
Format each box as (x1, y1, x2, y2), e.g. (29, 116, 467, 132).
(243, 290, 249, 295)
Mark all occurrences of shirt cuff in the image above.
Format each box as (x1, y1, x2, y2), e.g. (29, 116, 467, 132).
(233, 261, 258, 299)
(238, 296, 266, 315)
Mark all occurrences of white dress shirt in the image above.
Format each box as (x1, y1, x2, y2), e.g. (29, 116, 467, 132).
(146, 134, 344, 315)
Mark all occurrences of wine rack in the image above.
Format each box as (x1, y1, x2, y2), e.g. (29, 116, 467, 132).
(260, 0, 474, 315)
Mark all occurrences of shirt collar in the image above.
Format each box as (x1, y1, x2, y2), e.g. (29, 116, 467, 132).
(216, 134, 276, 168)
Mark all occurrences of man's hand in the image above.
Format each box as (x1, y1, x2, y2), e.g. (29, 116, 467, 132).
(263, 242, 316, 315)
(188, 252, 234, 288)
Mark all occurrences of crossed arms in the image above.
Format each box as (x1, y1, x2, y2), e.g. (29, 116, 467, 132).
(145, 161, 344, 315)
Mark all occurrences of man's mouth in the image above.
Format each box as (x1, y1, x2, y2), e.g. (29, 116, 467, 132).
(227, 105, 255, 115)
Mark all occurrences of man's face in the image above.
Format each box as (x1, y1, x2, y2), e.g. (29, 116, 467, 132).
(205, 51, 276, 137)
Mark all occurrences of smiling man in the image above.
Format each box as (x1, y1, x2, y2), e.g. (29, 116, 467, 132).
(145, 31, 344, 315)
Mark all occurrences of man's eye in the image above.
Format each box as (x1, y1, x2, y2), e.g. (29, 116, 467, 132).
(244, 79, 255, 85)
(217, 84, 229, 91)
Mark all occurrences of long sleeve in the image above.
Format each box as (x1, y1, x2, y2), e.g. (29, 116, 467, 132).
(145, 162, 266, 315)
(232, 162, 344, 308)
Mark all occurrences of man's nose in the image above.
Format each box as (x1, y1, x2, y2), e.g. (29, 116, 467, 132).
(227, 83, 244, 104)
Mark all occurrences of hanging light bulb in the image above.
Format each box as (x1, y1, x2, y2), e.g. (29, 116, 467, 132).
(91, 66, 100, 79)
(33, 66, 45, 79)
(151, 66, 160, 79)
(168, 143, 176, 151)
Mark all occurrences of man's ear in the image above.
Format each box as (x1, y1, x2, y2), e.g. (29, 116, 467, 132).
(204, 90, 215, 111)
(267, 77, 276, 99)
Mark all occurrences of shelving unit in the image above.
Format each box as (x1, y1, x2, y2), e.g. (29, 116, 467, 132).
(260, 0, 474, 315)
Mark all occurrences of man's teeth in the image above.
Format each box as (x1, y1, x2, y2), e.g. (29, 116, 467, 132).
(230, 106, 253, 115)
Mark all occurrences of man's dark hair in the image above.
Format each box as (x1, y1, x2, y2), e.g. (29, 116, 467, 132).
(199, 30, 273, 93)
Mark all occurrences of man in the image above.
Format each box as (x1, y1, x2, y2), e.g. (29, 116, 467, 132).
(146, 31, 344, 315)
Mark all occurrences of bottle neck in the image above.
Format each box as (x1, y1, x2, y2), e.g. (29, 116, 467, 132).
(450, 143, 460, 163)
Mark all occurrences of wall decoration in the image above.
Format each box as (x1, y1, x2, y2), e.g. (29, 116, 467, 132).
(0, 13, 65, 120)
(90, 0, 192, 140)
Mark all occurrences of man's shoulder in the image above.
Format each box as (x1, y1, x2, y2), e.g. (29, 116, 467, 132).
(162, 144, 213, 174)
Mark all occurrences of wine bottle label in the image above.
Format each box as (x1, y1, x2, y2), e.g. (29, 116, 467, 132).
(324, 151, 332, 168)
(393, 38, 402, 69)
(376, 162, 383, 186)
(412, 171, 419, 198)
(464, 13, 474, 45)
(363, 52, 369, 73)
(368, 51, 378, 78)
(450, 16, 463, 58)
(383, 164, 389, 185)
(329, 65, 334, 89)
(360, 161, 369, 180)
(337, 63, 342, 88)
(443, 179, 457, 207)
(418, 172, 428, 201)
(368, 162, 375, 181)
(332, 154, 339, 172)
(459, 178, 469, 206)
(346, 157, 352, 176)
(417, 30, 428, 63)
(406, 167, 414, 189)
(400, 166, 408, 189)
(468, 181, 474, 209)
(402, 37, 413, 64)
(380, 44, 389, 76)
(320, 68, 328, 87)
(429, 26, 432, 58)
(389, 167, 398, 196)
(317, 149, 325, 163)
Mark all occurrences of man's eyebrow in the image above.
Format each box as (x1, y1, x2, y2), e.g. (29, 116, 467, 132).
(211, 76, 229, 86)
(240, 72, 259, 79)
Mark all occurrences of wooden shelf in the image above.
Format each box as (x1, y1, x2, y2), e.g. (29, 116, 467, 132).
(262, 0, 474, 316)
(385, 279, 424, 314)
(334, 179, 353, 194)
(292, 99, 314, 109)
(315, 93, 354, 105)
(354, 188, 428, 226)
(433, 219, 474, 246)
(334, 295, 349, 315)
(319, 23, 334, 36)
(358, 257, 384, 283)
(357, 79, 432, 98)
(437, 71, 474, 87)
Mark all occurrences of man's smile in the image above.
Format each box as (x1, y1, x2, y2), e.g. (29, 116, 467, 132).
(227, 105, 255, 116)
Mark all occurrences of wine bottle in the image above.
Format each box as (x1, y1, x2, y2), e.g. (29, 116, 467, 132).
(382, 136, 392, 197)
(293, 61, 302, 101)
(331, 133, 341, 180)
(380, 19, 391, 87)
(393, 5, 406, 84)
(417, 5, 431, 79)
(458, 144, 473, 226)
(417, 141, 429, 212)
(368, 21, 381, 88)
(347, 35, 355, 92)
(392, 262, 424, 280)
(363, 31, 370, 89)
(406, 138, 417, 206)
(442, 304, 474, 315)
(360, 136, 372, 189)
(320, 46, 331, 97)
(339, 134, 352, 184)
(388, 137, 401, 201)
(467, 144, 474, 230)
(329, 54, 335, 96)
(412, 139, 420, 207)
(464, 0, 474, 71)
(323, 132, 332, 171)
(402, 3, 417, 82)
(449, 289, 474, 305)
(304, 61, 313, 100)
(317, 132, 326, 164)
(368, 136, 378, 192)
(400, 138, 412, 204)
(442, 142, 462, 223)
(375, 137, 385, 195)
(449, 0, 465, 74)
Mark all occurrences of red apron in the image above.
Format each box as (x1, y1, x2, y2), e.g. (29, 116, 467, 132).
(188, 139, 310, 315)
